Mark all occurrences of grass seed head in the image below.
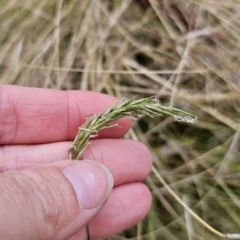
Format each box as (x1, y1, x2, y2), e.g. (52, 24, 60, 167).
(68, 97, 197, 160)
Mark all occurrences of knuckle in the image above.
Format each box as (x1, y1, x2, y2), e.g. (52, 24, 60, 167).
(23, 170, 68, 230)
(1, 169, 71, 238)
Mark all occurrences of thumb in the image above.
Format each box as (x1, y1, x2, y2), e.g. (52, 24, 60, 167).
(0, 160, 113, 240)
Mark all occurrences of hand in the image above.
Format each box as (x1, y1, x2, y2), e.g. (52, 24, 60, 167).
(0, 85, 152, 240)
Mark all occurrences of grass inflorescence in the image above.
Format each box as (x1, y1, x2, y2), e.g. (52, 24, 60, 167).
(68, 97, 197, 160)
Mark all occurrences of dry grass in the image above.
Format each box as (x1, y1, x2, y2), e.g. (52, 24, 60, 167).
(1, 0, 240, 239)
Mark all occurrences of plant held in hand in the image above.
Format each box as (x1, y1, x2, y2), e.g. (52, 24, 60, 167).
(68, 96, 197, 160)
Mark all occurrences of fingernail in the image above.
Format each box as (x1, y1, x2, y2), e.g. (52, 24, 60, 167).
(62, 160, 113, 209)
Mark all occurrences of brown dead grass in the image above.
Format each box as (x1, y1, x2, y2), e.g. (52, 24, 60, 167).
(1, 0, 240, 239)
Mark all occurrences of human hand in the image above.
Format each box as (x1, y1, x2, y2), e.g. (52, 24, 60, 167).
(0, 85, 152, 240)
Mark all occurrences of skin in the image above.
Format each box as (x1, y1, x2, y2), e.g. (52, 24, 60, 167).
(0, 85, 152, 240)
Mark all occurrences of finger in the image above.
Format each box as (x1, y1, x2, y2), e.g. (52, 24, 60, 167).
(0, 160, 114, 240)
(68, 183, 152, 240)
(82, 139, 152, 186)
(0, 142, 72, 171)
(0, 139, 152, 186)
(0, 85, 131, 145)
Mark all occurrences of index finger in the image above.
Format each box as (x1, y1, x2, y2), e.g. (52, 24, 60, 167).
(0, 85, 131, 145)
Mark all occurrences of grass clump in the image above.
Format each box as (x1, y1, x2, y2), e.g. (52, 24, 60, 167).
(1, 0, 240, 239)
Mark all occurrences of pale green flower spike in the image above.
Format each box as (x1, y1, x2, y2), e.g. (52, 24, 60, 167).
(68, 96, 197, 160)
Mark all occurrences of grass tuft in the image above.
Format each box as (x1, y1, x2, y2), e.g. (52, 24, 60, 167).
(1, 0, 240, 239)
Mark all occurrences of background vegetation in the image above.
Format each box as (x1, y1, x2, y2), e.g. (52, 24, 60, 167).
(1, 0, 240, 239)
